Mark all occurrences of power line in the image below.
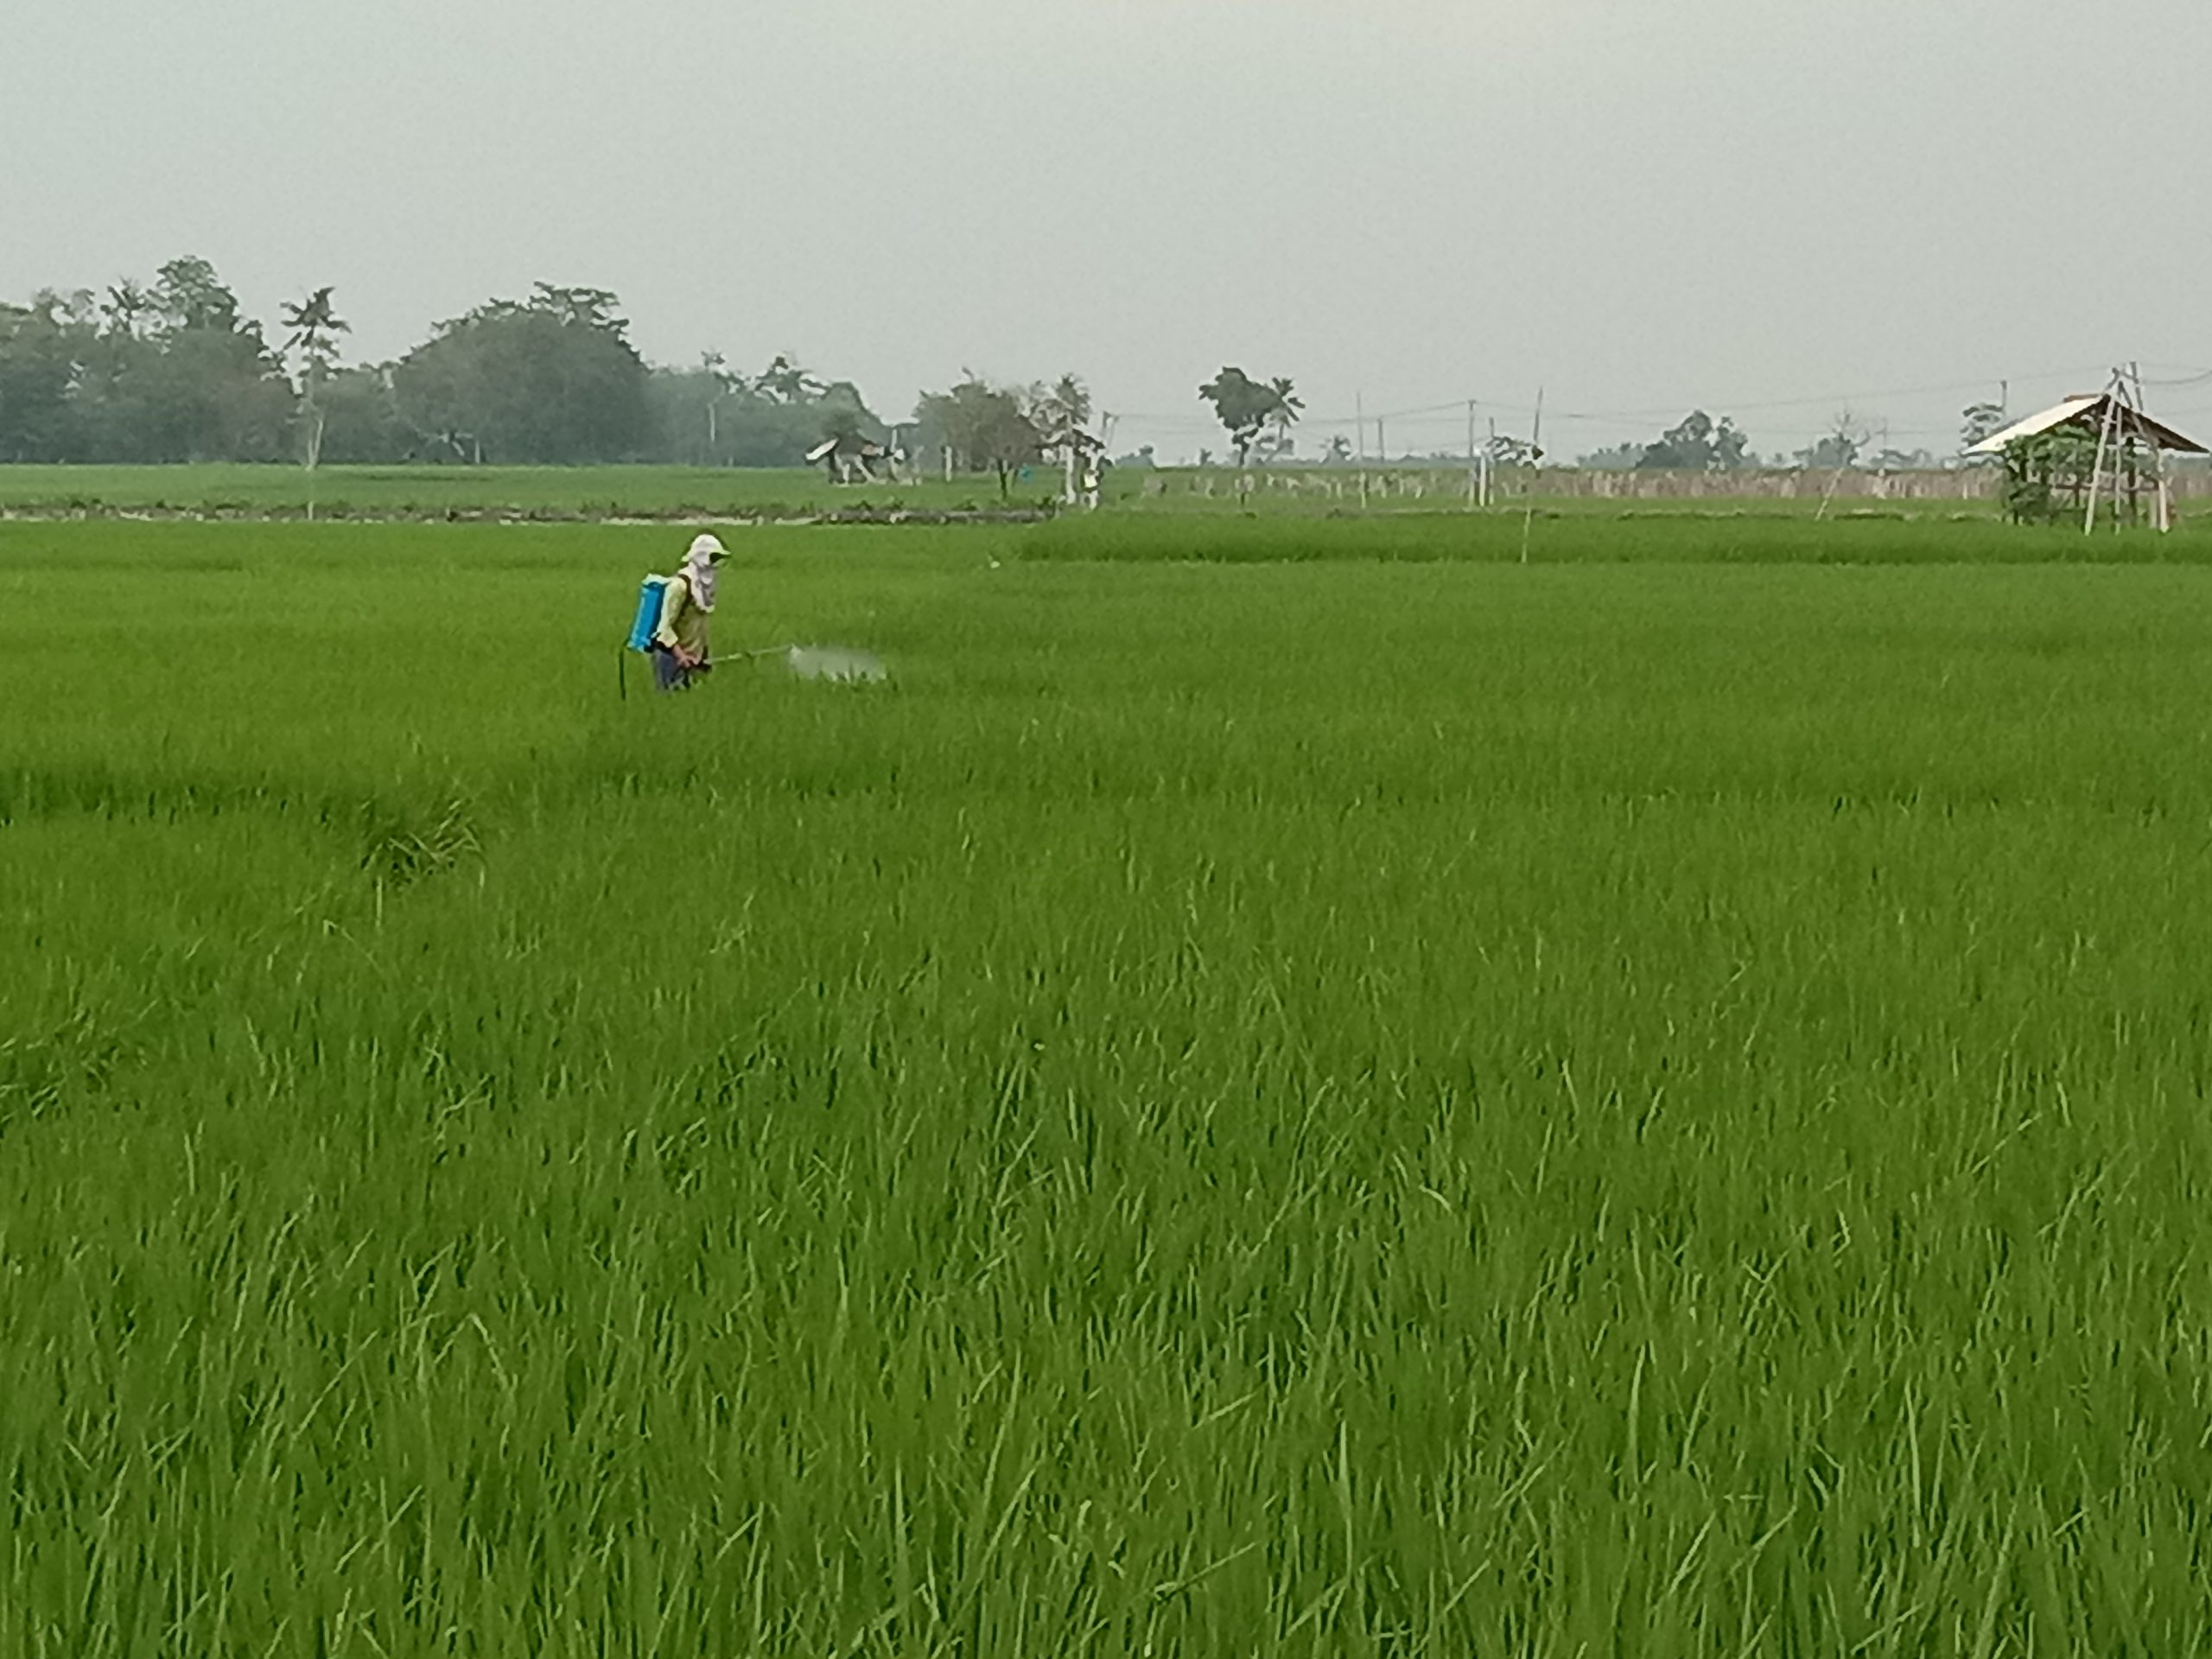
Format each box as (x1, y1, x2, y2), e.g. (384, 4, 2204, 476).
(1137, 369, 2113, 435)
(1122, 365, 2210, 456)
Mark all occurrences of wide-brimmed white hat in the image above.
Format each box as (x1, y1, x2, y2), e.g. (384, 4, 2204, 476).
(687, 532, 729, 562)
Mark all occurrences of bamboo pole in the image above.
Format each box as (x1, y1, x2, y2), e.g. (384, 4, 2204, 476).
(2085, 384, 2120, 536)
(1520, 387, 1544, 565)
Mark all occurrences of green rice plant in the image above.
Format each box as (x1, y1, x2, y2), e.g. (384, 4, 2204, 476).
(4, 519, 2212, 1654)
(0, 464, 1063, 520)
(1023, 508, 2212, 564)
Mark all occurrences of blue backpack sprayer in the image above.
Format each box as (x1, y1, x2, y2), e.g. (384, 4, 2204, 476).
(619, 573, 672, 700)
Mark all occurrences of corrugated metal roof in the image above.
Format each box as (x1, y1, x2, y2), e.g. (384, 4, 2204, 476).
(1967, 393, 2209, 456)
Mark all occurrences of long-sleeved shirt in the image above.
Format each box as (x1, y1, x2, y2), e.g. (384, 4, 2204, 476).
(651, 574, 712, 659)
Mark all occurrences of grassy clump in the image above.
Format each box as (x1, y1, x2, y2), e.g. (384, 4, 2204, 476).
(5, 520, 2212, 1652)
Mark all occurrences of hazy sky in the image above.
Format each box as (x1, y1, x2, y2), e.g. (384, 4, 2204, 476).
(10, 0, 2210, 461)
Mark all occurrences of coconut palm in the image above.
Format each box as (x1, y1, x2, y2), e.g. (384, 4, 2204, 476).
(101, 280, 150, 340)
(758, 353, 823, 405)
(1266, 376, 1304, 457)
(700, 351, 742, 460)
(279, 287, 350, 514)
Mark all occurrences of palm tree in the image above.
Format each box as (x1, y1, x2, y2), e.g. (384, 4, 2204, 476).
(1266, 376, 1304, 458)
(701, 351, 742, 461)
(280, 287, 350, 514)
(1046, 372, 1092, 434)
(758, 353, 823, 405)
(101, 280, 150, 340)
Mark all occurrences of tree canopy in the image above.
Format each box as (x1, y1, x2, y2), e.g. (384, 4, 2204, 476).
(390, 286, 652, 464)
(1636, 410, 1751, 472)
(0, 261, 297, 464)
(1960, 400, 2008, 458)
(913, 374, 1048, 499)
(0, 260, 892, 467)
(1198, 367, 1300, 467)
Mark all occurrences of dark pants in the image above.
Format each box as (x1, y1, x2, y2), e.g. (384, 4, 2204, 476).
(652, 647, 695, 692)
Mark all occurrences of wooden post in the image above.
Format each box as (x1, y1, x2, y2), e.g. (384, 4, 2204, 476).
(2129, 364, 2174, 533)
(2086, 388, 2119, 535)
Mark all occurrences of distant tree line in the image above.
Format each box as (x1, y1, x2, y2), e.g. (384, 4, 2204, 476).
(1578, 405, 2007, 473)
(0, 257, 893, 467)
(1577, 410, 1753, 472)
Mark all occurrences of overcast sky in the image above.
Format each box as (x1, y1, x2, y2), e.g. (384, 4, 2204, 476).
(9, 0, 2210, 461)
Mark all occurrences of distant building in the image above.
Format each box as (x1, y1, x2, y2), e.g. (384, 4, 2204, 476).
(805, 435, 902, 485)
(1967, 389, 2208, 531)
(1039, 423, 1107, 507)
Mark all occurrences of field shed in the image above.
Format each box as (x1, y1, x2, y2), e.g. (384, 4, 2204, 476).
(1966, 394, 2208, 461)
(1967, 389, 2208, 531)
(805, 434, 899, 485)
(1038, 423, 1108, 507)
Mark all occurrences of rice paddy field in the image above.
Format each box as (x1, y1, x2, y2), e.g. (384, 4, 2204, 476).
(7, 510, 2212, 1655)
(0, 461, 2089, 524)
(0, 464, 1075, 520)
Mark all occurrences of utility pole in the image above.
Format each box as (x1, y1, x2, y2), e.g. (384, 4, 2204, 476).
(1465, 399, 1478, 512)
(1357, 390, 1370, 511)
(2126, 362, 2174, 533)
(1521, 387, 1544, 564)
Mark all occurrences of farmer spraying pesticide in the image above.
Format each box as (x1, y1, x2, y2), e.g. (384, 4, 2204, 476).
(621, 531, 887, 695)
(646, 533, 728, 692)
